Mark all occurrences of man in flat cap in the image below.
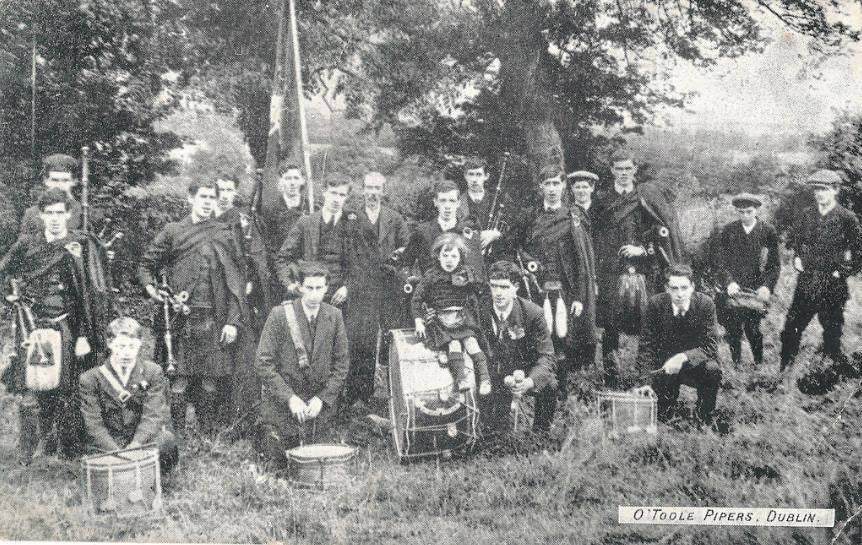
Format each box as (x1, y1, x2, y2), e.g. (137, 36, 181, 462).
(19, 154, 84, 235)
(780, 170, 862, 384)
(567, 170, 598, 234)
(714, 193, 780, 366)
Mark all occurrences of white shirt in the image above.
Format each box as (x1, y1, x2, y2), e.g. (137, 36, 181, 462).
(673, 301, 691, 317)
(365, 206, 381, 225)
(44, 230, 68, 243)
(438, 217, 457, 232)
(321, 209, 342, 226)
(818, 201, 836, 216)
(109, 358, 134, 387)
(615, 184, 634, 195)
(492, 300, 514, 336)
(467, 190, 485, 203)
(543, 201, 562, 212)
(576, 200, 591, 211)
(301, 301, 319, 324)
(282, 194, 302, 209)
(742, 219, 757, 235)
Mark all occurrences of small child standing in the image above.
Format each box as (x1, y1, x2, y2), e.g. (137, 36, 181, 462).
(412, 233, 491, 395)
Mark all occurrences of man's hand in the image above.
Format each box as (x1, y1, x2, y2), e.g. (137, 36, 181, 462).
(145, 284, 164, 303)
(414, 318, 426, 339)
(74, 337, 92, 358)
(331, 286, 348, 306)
(661, 353, 687, 375)
(220, 324, 238, 344)
(510, 377, 535, 396)
(755, 286, 771, 302)
(631, 385, 656, 398)
(569, 301, 583, 317)
(793, 256, 804, 272)
(480, 229, 502, 249)
(289, 395, 307, 423)
(304, 397, 323, 420)
(726, 282, 741, 297)
(619, 244, 646, 258)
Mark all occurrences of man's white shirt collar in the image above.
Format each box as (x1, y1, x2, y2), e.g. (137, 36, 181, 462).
(818, 202, 837, 216)
(438, 217, 457, 231)
(301, 301, 319, 324)
(615, 184, 634, 195)
(321, 209, 342, 226)
(543, 201, 561, 212)
(742, 219, 757, 234)
(468, 190, 485, 203)
(673, 301, 691, 317)
(495, 301, 514, 322)
(365, 205, 381, 225)
(282, 193, 301, 209)
(44, 231, 67, 243)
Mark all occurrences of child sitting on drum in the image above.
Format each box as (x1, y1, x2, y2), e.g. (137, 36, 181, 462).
(412, 233, 491, 396)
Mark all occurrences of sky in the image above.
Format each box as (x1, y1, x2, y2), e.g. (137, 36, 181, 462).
(660, 15, 862, 135)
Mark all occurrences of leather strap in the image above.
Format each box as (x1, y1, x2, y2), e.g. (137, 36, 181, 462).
(98, 364, 132, 403)
(283, 303, 310, 369)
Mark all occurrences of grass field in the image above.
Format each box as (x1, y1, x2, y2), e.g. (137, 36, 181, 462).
(0, 263, 860, 544)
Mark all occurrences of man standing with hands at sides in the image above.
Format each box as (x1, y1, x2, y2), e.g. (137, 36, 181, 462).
(19, 154, 85, 235)
(634, 264, 722, 426)
(253, 262, 349, 469)
(781, 170, 862, 385)
(458, 159, 503, 251)
(508, 166, 596, 400)
(479, 261, 557, 434)
(138, 182, 247, 436)
(715, 193, 780, 366)
(403, 180, 486, 279)
(355, 172, 411, 405)
(593, 149, 683, 387)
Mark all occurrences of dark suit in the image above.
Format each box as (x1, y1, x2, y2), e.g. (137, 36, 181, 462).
(715, 219, 780, 365)
(636, 292, 722, 423)
(253, 300, 349, 466)
(79, 360, 178, 472)
(355, 205, 411, 402)
(478, 297, 558, 432)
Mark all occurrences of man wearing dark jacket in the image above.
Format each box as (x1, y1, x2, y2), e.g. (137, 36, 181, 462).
(635, 264, 722, 424)
(253, 262, 349, 468)
(780, 170, 862, 378)
(715, 193, 780, 366)
(79, 318, 178, 472)
(479, 261, 557, 433)
(592, 149, 684, 387)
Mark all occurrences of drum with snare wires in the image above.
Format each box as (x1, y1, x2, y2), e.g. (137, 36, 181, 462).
(286, 443, 356, 489)
(81, 446, 162, 517)
(388, 329, 479, 462)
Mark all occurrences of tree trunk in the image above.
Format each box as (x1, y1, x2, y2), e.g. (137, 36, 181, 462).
(496, 1, 564, 186)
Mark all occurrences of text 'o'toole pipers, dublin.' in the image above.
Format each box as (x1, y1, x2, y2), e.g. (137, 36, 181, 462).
(4, 146, 862, 472)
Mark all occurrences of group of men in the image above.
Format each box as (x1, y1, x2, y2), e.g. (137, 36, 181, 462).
(1, 149, 860, 471)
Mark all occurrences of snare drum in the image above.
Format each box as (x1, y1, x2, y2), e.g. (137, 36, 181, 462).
(286, 443, 356, 489)
(81, 447, 162, 517)
(388, 329, 479, 463)
(596, 391, 658, 440)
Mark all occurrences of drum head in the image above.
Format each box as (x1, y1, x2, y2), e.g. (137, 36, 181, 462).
(287, 443, 355, 461)
(84, 448, 159, 467)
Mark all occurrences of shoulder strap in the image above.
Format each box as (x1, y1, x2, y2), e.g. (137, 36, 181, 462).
(98, 364, 132, 403)
(282, 303, 310, 369)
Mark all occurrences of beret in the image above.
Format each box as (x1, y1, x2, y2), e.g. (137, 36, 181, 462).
(566, 170, 599, 183)
(41, 153, 78, 174)
(731, 192, 763, 208)
(806, 169, 842, 187)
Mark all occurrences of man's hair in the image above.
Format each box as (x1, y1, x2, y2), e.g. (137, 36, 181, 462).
(489, 260, 521, 285)
(463, 158, 486, 173)
(364, 171, 386, 186)
(297, 261, 330, 284)
(279, 162, 303, 176)
(665, 263, 694, 283)
(41, 154, 78, 179)
(610, 148, 635, 164)
(539, 165, 563, 183)
(430, 232, 467, 259)
(188, 180, 218, 196)
(325, 174, 351, 189)
(108, 317, 143, 340)
(214, 173, 240, 188)
(37, 188, 69, 211)
(434, 179, 460, 196)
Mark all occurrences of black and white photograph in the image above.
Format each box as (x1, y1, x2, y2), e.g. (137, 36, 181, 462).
(0, 0, 861, 543)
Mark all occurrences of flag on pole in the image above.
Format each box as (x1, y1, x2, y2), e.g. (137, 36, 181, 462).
(262, 0, 313, 213)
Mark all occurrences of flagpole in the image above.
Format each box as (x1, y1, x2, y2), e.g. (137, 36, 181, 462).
(288, 0, 313, 213)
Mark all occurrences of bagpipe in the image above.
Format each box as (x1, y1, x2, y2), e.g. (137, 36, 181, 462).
(7, 279, 63, 391)
(156, 275, 190, 377)
(81, 147, 123, 291)
(513, 255, 569, 340)
(482, 152, 510, 257)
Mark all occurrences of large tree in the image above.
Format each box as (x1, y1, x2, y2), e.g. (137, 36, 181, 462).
(185, 0, 858, 183)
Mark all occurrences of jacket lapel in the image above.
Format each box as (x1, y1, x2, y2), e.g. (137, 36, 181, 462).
(378, 208, 391, 246)
(310, 305, 330, 364)
(307, 213, 321, 259)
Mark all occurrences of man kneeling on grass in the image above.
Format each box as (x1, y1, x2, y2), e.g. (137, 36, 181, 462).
(253, 261, 350, 469)
(79, 317, 178, 473)
(632, 264, 722, 426)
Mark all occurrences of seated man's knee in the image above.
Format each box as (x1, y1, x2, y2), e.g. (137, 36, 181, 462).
(462, 337, 480, 354)
(448, 340, 462, 353)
